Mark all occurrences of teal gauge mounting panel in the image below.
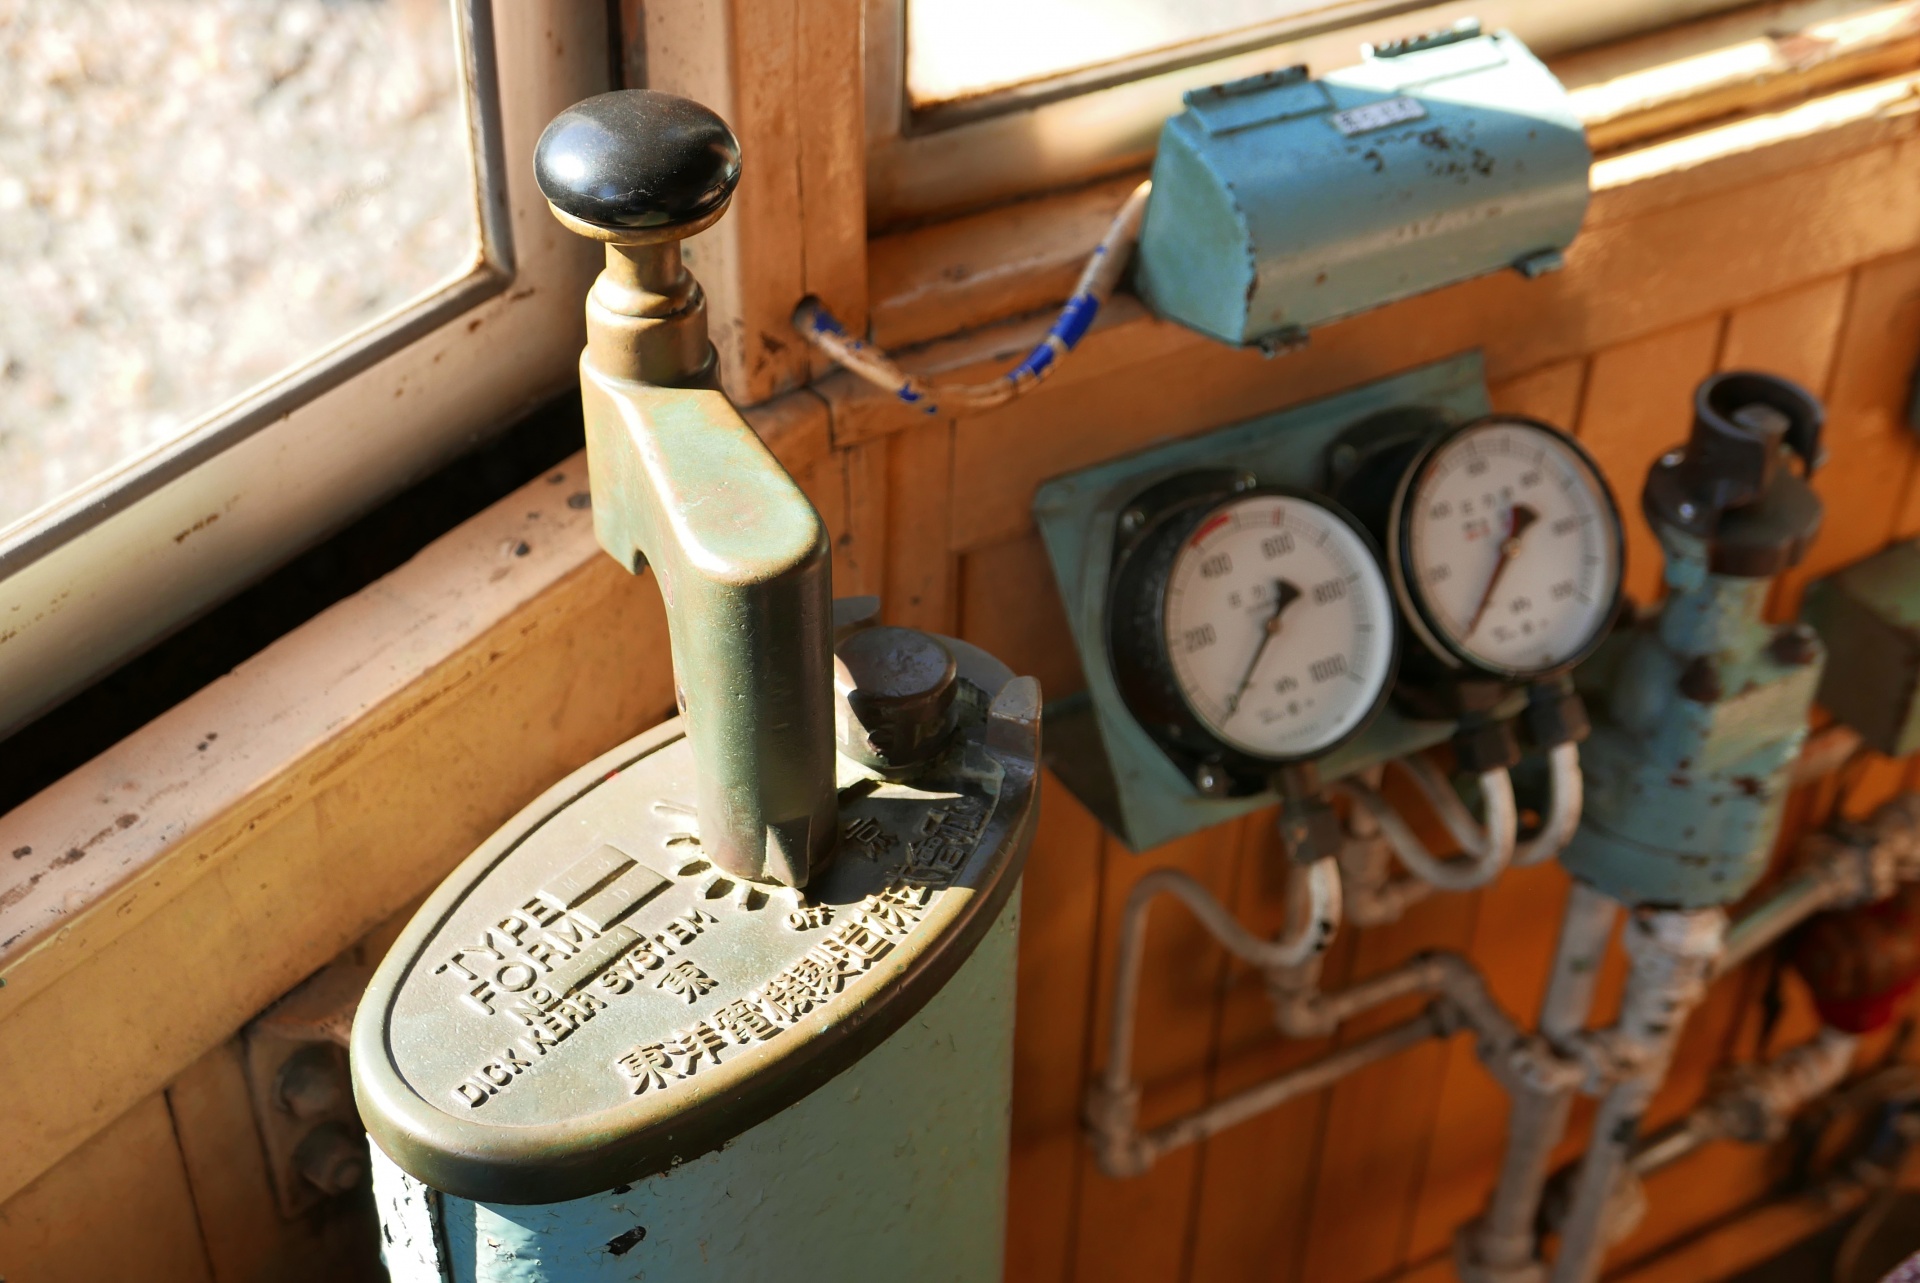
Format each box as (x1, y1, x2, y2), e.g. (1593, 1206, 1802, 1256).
(1035, 351, 1505, 852)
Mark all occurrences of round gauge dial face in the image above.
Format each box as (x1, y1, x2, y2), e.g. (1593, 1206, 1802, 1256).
(1398, 418, 1622, 677)
(1163, 494, 1394, 761)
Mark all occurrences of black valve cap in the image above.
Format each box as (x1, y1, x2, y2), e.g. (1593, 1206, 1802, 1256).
(534, 90, 741, 232)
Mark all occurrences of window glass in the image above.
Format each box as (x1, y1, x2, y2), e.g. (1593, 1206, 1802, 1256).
(906, 0, 1335, 106)
(0, 0, 479, 529)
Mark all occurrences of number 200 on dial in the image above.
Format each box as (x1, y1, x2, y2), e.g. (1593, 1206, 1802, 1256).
(1163, 494, 1396, 762)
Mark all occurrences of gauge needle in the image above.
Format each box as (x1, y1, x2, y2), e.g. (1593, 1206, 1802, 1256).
(1464, 503, 1538, 638)
(1226, 580, 1302, 719)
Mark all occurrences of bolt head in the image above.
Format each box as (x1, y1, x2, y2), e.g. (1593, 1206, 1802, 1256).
(1677, 501, 1697, 521)
(1767, 623, 1821, 667)
(1119, 508, 1146, 535)
(833, 627, 959, 773)
(1677, 655, 1723, 703)
(293, 1122, 368, 1198)
(276, 1044, 347, 1120)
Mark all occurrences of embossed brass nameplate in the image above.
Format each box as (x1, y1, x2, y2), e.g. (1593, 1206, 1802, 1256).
(406, 765, 995, 1123)
(354, 670, 1039, 1204)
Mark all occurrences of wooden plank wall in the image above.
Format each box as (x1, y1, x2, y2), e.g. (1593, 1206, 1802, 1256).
(865, 100, 1920, 1283)
(10, 32, 1920, 1283)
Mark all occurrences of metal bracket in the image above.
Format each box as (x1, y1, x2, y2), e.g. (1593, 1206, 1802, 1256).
(244, 961, 373, 1218)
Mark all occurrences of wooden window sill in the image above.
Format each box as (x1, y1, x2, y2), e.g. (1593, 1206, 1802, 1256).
(0, 397, 826, 1207)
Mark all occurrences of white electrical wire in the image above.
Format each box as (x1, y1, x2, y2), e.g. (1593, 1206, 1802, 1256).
(793, 180, 1152, 415)
(1396, 754, 1519, 865)
(1334, 760, 1516, 891)
(1515, 742, 1583, 866)
(1333, 742, 1585, 890)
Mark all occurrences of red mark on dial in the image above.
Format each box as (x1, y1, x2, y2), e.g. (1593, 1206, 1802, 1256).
(1191, 513, 1231, 546)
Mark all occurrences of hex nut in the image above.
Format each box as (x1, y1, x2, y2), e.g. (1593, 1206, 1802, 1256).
(293, 1121, 369, 1197)
(276, 1043, 347, 1119)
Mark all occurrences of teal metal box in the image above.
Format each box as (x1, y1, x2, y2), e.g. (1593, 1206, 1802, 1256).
(1133, 25, 1590, 349)
(1805, 538, 1920, 756)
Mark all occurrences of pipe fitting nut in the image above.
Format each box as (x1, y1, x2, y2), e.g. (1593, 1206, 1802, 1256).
(1083, 1082, 1150, 1178)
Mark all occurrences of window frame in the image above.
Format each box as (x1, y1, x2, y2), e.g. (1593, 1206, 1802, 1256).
(0, 0, 607, 736)
(864, 0, 1767, 227)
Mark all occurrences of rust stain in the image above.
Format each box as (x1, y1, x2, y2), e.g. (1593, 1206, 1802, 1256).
(173, 512, 221, 544)
(0, 873, 43, 911)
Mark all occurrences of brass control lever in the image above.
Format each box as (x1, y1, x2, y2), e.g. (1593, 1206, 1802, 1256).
(534, 91, 835, 887)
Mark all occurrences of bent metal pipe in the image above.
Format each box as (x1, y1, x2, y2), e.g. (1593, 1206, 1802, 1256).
(1083, 780, 1920, 1276)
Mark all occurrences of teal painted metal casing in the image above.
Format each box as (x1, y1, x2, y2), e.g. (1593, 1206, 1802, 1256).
(1563, 371, 1827, 908)
(1562, 530, 1824, 908)
(1805, 538, 1920, 757)
(374, 895, 1018, 1283)
(1133, 26, 1590, 349)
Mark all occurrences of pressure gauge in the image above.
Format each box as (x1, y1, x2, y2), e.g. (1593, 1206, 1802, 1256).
(1390, 416, 1622, 680)
(1109, 481, 1397, 787)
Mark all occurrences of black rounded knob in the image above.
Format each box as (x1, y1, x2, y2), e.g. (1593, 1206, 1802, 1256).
(534, 90, 741, 234)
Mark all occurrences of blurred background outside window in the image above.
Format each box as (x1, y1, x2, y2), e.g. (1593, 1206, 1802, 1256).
(906, 0, 1333, 106)
(0, 0, 478, 533)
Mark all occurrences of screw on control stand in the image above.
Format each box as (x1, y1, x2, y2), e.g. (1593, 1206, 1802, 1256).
(294, 1122, 369, 1197)
(536, 90, 836, 887)
(833, 626, 962, 776)
(277, 1043, 348, 1119)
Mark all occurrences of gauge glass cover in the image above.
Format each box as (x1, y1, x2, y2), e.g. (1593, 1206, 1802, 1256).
(1163, 494, 1394, 761)
(1398, 417, 1621, 677)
